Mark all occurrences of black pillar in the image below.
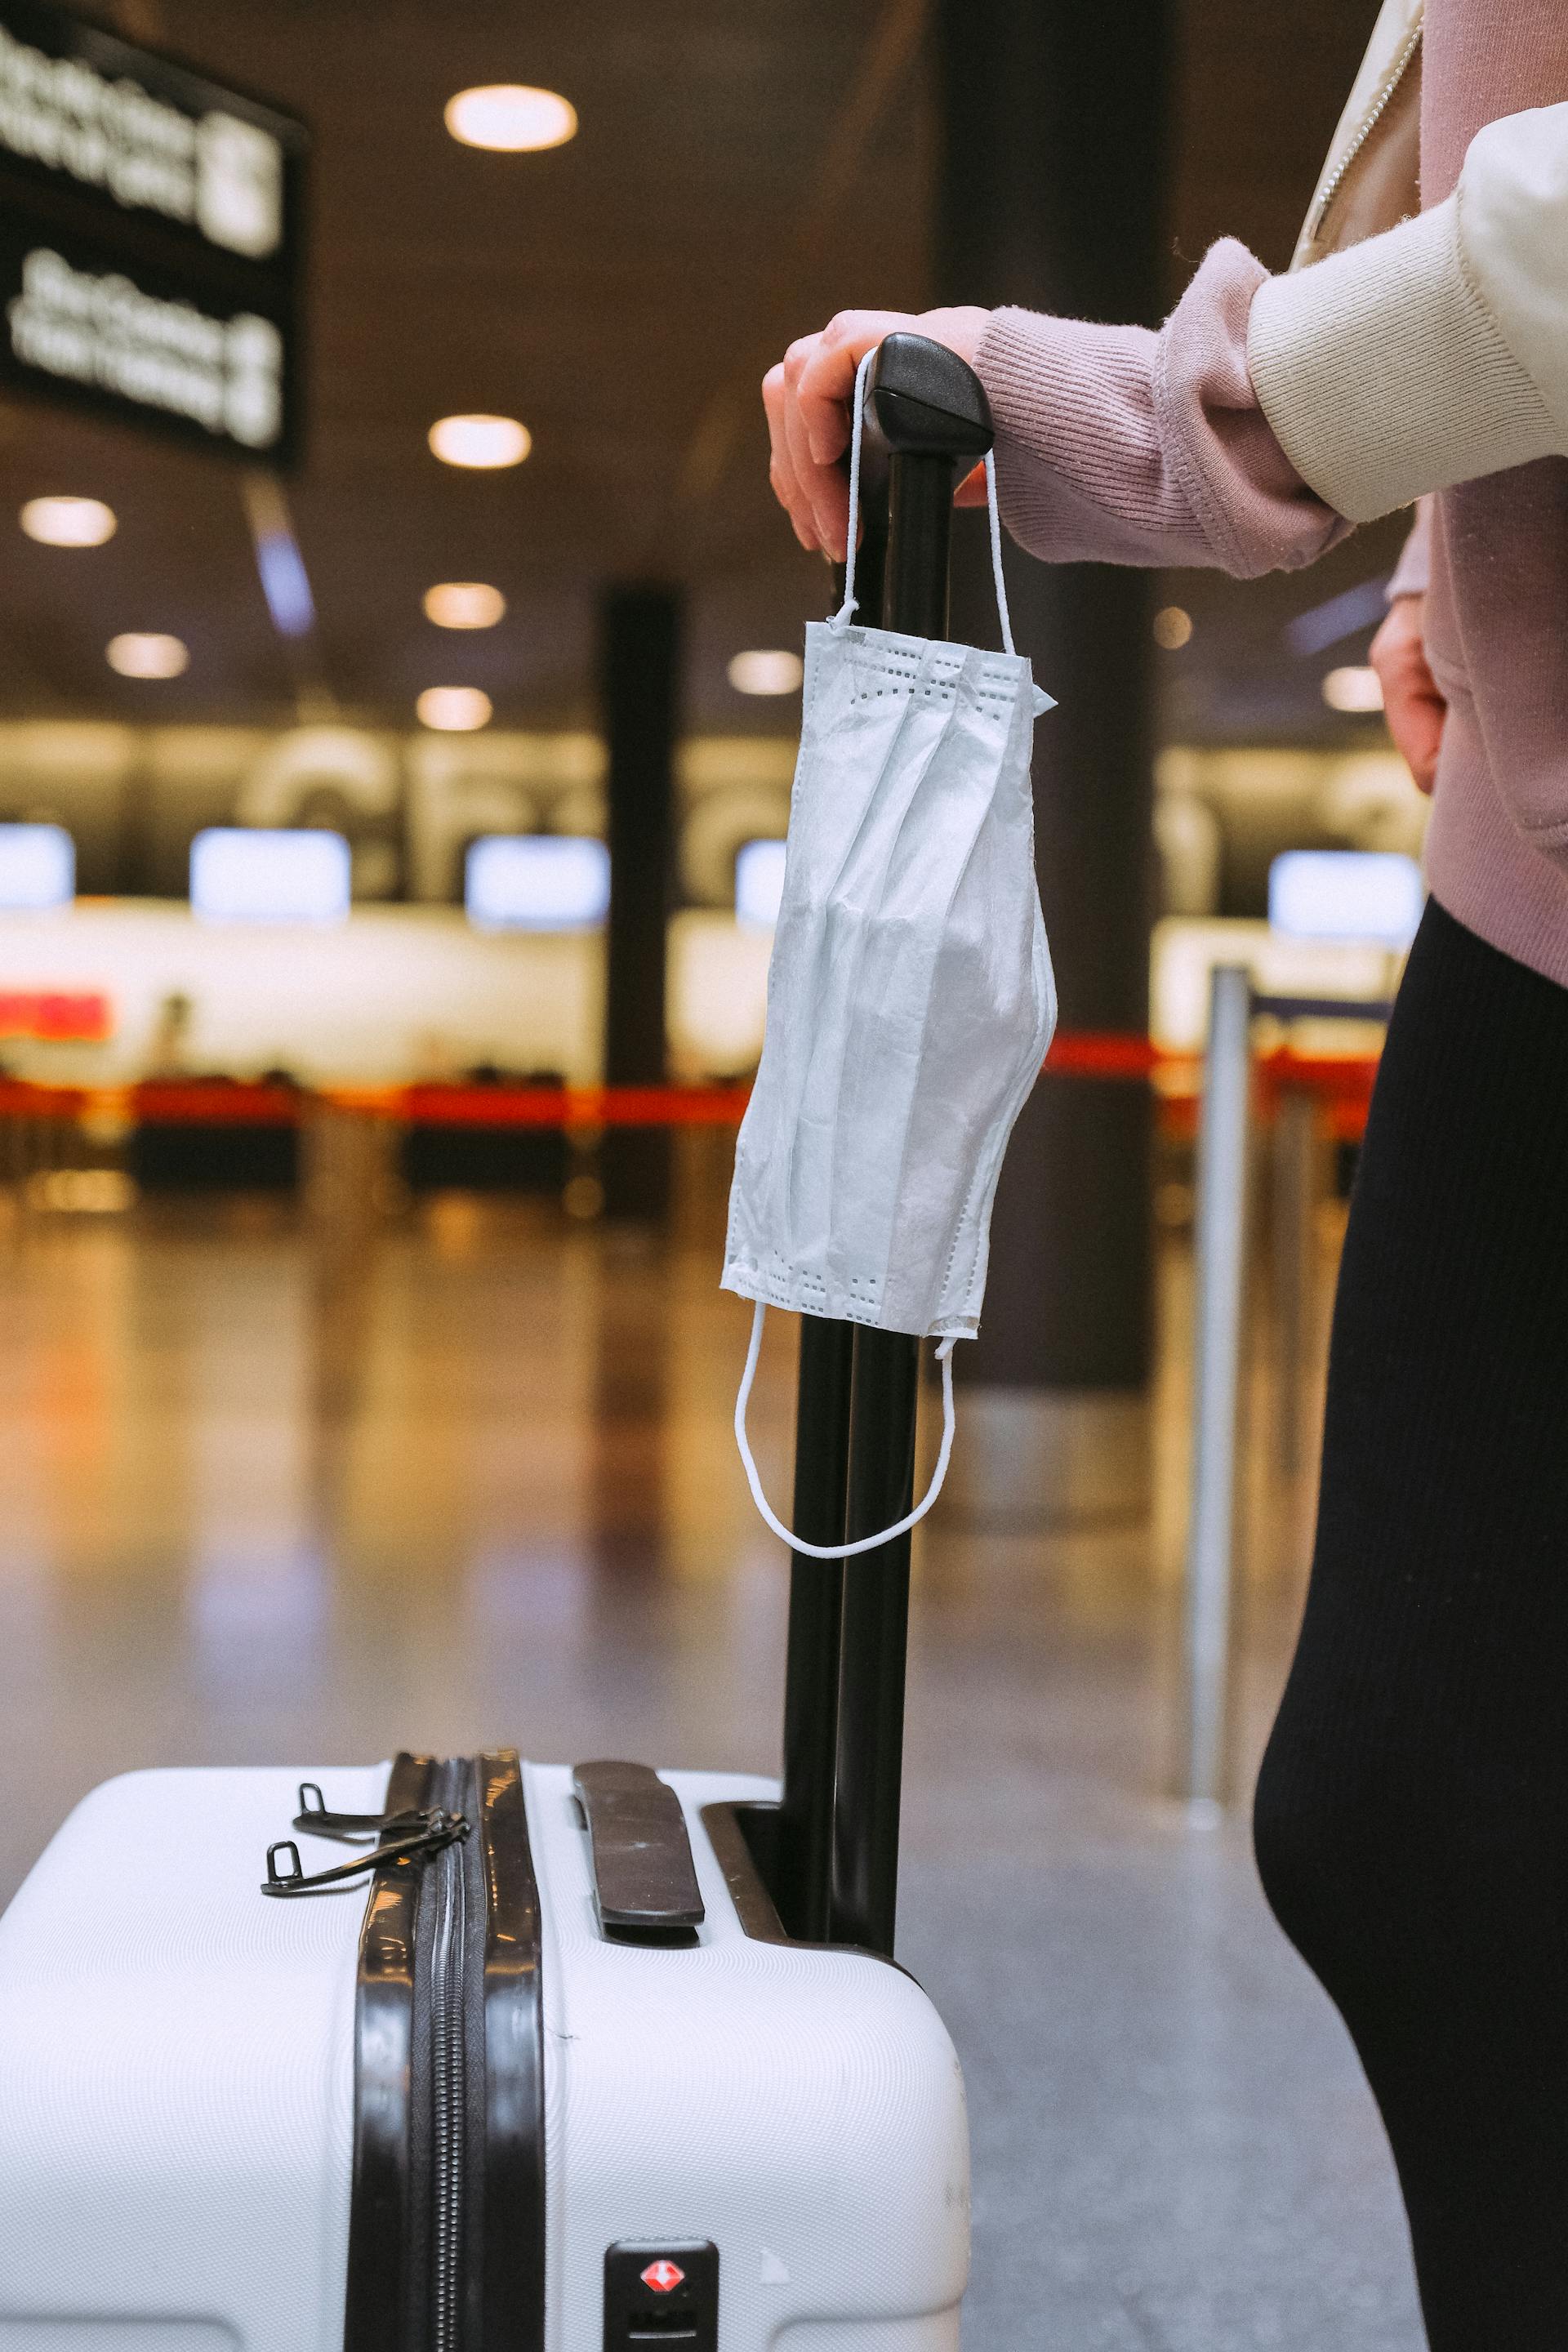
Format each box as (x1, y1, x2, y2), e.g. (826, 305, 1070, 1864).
(936, 0, 1170, 1396)
(599, 583, 680, 1220)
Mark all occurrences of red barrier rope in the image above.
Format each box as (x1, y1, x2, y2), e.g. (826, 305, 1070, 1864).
(0, 1036, 1384, 1134)
(1041, 1030, 1161, 1079)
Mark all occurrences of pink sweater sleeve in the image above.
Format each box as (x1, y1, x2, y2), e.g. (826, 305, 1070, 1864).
(974, 239, 1352, 577)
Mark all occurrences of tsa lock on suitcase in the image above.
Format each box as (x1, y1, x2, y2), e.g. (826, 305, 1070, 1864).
(772, 336, 996, 1959)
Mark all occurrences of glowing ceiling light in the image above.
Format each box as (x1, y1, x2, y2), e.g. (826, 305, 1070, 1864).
(428, 413, 531, 469)
(424, 581, 506, 629)
(1321, 664, 1384, 713)
(417, 685, 493, 732)
(20, 496, 116, 547)
(107, 632, 188, 679)
(728, 648, 804, 697)
(445, 83, 577, 153)
(1152, 604, 1193, 650)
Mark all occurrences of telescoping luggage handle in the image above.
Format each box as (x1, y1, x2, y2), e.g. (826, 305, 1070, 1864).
(773, 334, 996, 1964)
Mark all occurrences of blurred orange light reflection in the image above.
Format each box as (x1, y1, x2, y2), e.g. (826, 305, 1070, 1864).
(417, 686, 492, 732)
(425, 581, 506, 629)
(445, 85, 577, 152)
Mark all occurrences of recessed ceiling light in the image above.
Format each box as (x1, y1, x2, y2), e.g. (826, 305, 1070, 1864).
(417, 685, 493, 732)
(445, 84, 577, 153)
(21, 496, 116, 547)
(428, 413, 531, 469)
(107, 632, 188, 679)
(728, 648, 804, 697)
(1321, 664, 1384, 713)
(1152, 604, 1193, 650)
(424, 581, 506, 630)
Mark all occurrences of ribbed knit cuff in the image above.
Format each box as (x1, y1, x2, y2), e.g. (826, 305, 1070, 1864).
(976, 308, 1214, 570)
(1247, 196, 1558, 523)
(976, 238, 1345, 577)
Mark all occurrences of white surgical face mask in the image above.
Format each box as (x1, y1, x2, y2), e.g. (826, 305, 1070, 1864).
(724, 350, 1058, 1555)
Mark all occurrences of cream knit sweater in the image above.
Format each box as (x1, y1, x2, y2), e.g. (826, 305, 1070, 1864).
(974, 0, 1568, 989)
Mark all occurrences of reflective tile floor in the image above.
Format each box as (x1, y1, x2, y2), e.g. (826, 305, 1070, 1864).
(0, 1190, 1424, 2350)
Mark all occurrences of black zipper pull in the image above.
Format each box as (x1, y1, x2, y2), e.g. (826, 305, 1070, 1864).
(292, 1781, 439, 1841)
(262, 1809, 470, 1896)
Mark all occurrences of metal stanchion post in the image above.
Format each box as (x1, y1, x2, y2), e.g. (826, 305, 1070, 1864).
(0, 1104, 22, 1234)
(1179, 964, 1253, 1808)
(304, 1099, 390, 1423)
(1272, 1084, 1319, 1478)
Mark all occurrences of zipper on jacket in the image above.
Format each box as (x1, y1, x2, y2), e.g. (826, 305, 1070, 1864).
(1304, 16, 1423, 255)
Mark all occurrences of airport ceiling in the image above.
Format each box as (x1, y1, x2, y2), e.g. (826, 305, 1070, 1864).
(0, 0, 1406, 746)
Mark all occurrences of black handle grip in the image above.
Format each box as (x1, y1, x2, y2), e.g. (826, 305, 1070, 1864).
(862, 332, 994, 469)
(572, 1760, 706, 1943)
(835, 334, 994, 642)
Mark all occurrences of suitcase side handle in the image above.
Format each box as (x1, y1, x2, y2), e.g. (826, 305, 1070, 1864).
(572, 1760, 706, 1943)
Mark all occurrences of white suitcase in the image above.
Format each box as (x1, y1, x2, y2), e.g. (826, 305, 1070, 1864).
(0, 335, 1004, 2352)
(0, 1751, 969, 2350)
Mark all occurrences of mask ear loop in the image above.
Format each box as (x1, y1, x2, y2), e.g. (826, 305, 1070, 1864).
(733, 1299, 957, 1557)
(983, 447, 1016, 656)
(985, 437, 1053, 709)
(830, 348, 876, 633)
(832, 344, 1015, 658)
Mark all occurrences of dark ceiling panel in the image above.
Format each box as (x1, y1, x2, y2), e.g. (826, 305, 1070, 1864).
(0, 0, 1409, 749)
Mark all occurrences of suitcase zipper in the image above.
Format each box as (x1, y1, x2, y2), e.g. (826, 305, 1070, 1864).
(284, 1757, 479, 2347)
(427, 1755, 471, 2352)
(343, 1752, 546, 2352)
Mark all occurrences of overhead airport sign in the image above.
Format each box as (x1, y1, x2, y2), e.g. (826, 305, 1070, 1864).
(0, 1, 306, 461)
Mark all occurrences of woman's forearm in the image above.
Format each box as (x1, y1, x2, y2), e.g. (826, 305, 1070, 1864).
(975, 239, 1351, 578)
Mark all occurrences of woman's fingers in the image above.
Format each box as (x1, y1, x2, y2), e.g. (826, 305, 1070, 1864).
(793, 313, 907, 557)
(782, 357, 835, 553)
(1396, 686, 1446, 795)
(1370, 595, 1446, 796)
(762, 359, 817, 550)
(761, 312, 901, 560)
(763, 305, 996, 556)
(796, 311, 900, 458)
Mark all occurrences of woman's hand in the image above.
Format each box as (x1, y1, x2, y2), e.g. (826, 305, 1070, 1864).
(1370, 593, 1446, 795)
(762, 305, 992, 559)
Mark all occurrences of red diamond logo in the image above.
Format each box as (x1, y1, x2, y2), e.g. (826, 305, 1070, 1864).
(641, 2260, 685, 2295)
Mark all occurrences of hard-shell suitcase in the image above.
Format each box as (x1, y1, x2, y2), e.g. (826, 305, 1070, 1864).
(0, 338, 996, 2351)
(0, 1759, 968, 2350)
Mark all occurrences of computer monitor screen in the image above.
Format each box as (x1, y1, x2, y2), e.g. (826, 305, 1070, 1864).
(465, 835, 610, 931)
(0, 823, 74, 911)
(1267, 849, 1423, 947)
(734, 838, 786, 931)
(190, 828, 351, 924)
